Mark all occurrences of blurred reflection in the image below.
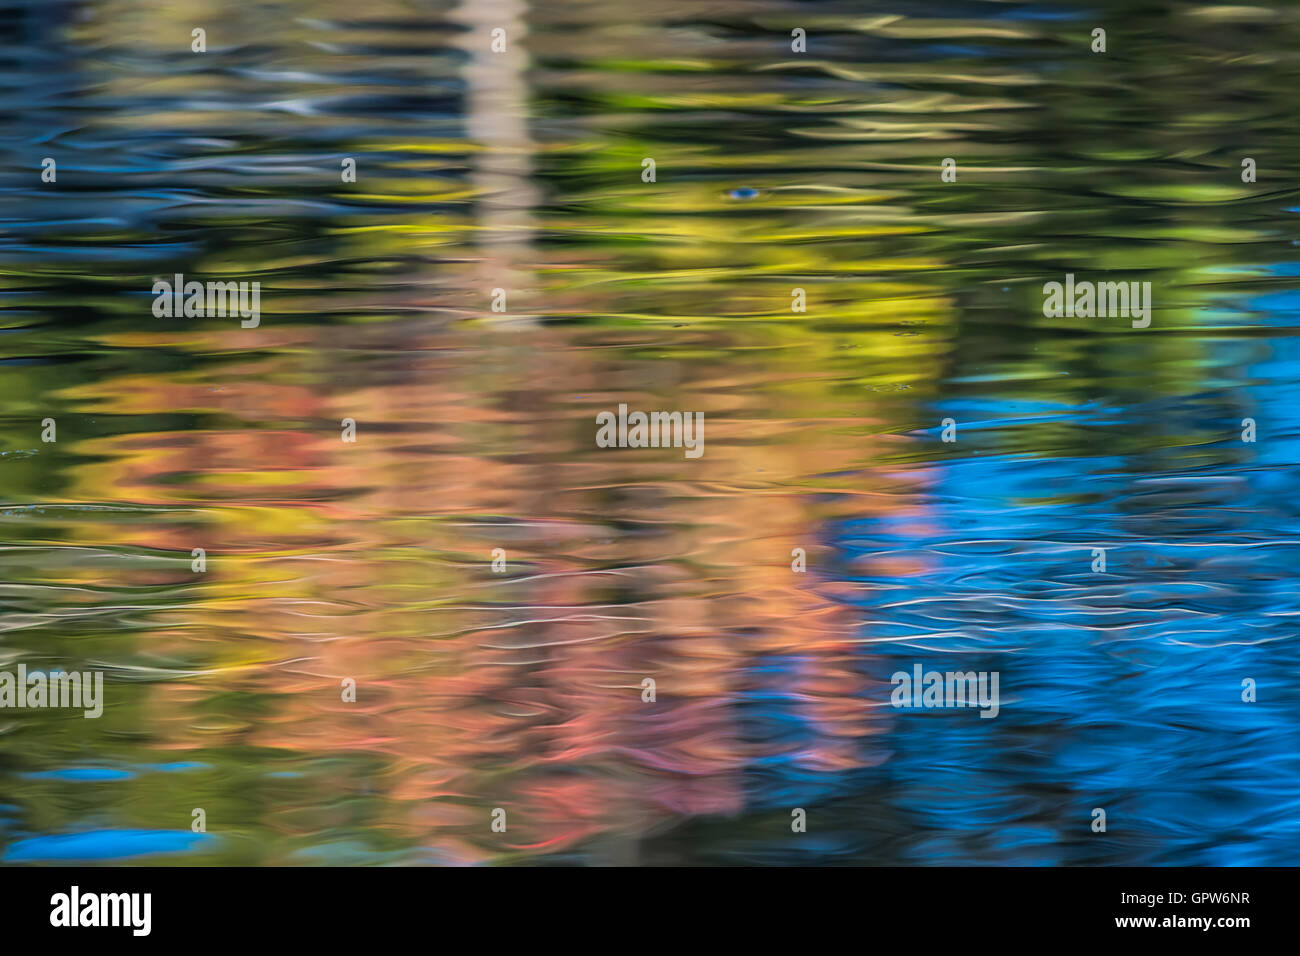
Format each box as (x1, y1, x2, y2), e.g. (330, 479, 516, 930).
(1, 0, 1299, 865)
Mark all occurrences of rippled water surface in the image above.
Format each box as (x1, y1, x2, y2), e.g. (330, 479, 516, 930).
(3, 0, 1300, 865)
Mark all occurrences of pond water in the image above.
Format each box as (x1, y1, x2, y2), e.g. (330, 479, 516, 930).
(2, 0, 1299, 865)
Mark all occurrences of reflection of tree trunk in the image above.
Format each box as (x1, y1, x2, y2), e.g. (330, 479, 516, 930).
(454, 0, 539, 326)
